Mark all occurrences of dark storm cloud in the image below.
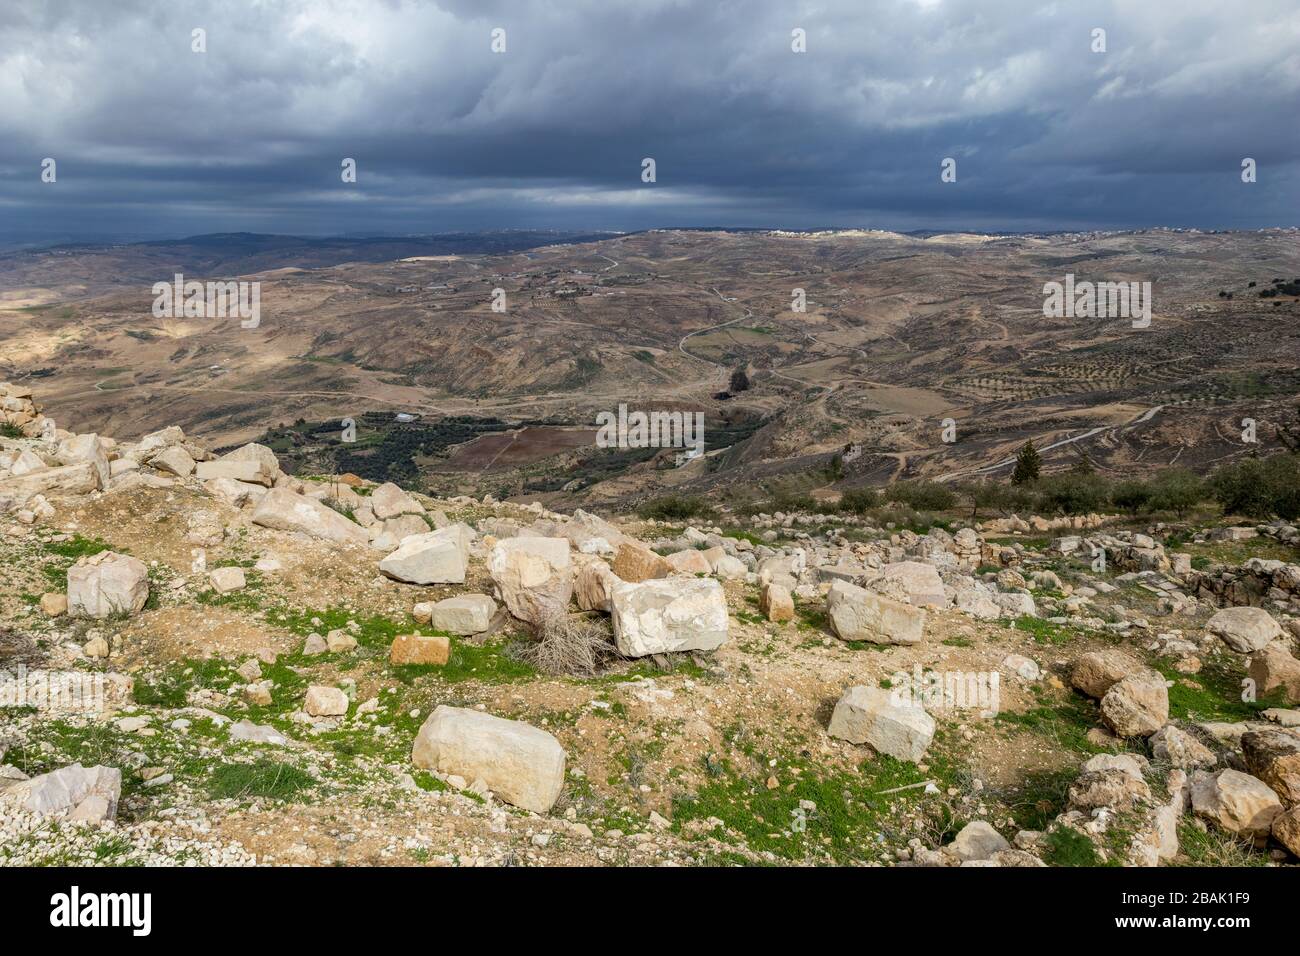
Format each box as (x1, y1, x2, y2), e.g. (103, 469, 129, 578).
(0, 0, 1296, 239)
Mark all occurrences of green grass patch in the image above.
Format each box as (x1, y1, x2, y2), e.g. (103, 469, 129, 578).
(994, 691, 1105, 754)
(1011, 615, 1077, 645)
(1042, 826, 1104, 866)
(672, 749, 960, 864)
(1157, 658, 1285, 723)
(206, 759, 317, 801)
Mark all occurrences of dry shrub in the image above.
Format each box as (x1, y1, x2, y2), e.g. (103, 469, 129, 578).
(517, 612, 617, 676)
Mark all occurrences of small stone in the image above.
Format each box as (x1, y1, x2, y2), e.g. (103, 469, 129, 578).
(390, 633, 451, 666)
(304, 685, 349, 717)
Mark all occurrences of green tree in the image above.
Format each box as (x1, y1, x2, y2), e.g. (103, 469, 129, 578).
(838, 487, 877, 514)
(1147, 469, 1204, 518)
(1110, 479, 1152, 516)
(1011, 441, 1041, 485)
(955, 480, 1007, 520)
(729, 367, 751, 392)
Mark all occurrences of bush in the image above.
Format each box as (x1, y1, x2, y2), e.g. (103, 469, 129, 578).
(770, 489, 818, 514)
(637, 495, 711, 521)
(1034, 471, 1108, 515)
(883, 480, 956, 511)
(516, 613, 616, 676)
(1146, 468, 1204, 517)
(1109, 479, 1152, 515)
(838, 486, 877, 514)
(953, 480, 1009, 519)
(1210, 455, 1300, 520)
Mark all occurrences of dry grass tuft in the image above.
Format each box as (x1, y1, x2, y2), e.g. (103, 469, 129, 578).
(515, 612, 617, 676)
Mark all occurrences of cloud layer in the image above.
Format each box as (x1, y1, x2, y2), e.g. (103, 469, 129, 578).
(1, 0, 1297, 238)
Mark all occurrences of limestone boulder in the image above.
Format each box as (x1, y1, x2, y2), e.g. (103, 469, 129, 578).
(1207, 606, 1283, 653)
(67, 551, 149, 619)
(1273, 806, 1300, 857)
(412, 705, 565, 813)
(390, 633, 451, 666)
(609, 577, 728, 657)
(214, 442, 281, 486)
(379, 531, 466, 585)
(826, 579, 925, 645)
(759, 582, 795, 622)
(872, 561, 946, 607)
(1151, 724, 1217, 770)
(827, 685, 934, 762)
(1191, 768, 1282, 838)
(0, 461, 100, 502)
(945, 821, 1010, 862)
(1241, 729, 1300, 805)
(0, 763, 121, 822)
(251, 487, 370, 546)
(304, 685, 349, 717)
(370, 481, 426, 520)
(208, 566, 246, 594)
(1071, 649, 1142, 699)
(1101, 670, 1169, 738)
(428, 594, 496, 635)
(611, 541, 672, 582)
(664, 549, 712, 575)
(487, 536, 573, 625)
(55, 434, 111, 489)
(1248, 644, 1300, 703)
(574, 556, 620, 612)
(149, 444, 195, 478)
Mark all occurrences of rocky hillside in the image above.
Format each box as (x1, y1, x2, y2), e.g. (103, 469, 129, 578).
(2, 380, 1300, 867)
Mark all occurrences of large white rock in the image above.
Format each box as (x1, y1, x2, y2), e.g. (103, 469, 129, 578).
(55, 434, 111, 489)
(196, 459, 267, 485)
(379, 531, 466, 584)
(204, 476, 268, 508)
(712, 554, 748, 580)
(827, 685, 934, 762)
(369, 514, 431, 552)
(412, 705, 565, 813)
(872, 561, 946, 607)
(1, 763, 121, 821)
(1191, 769, 1283, 838)
(148, 444, 195, 477)
(208, 566, 246, 594)
(369, 481, 426, 520)
(826, 579, 925, 645)
(67, 551, 149, 619)
(1206, 607, 1283, 653)
(487, 536, 573, 625)
(215, 442, 281, 486)
(8, 449, 48, 476)
(1101, 670, 1169, 738)
(609, 577, 728, 657)
(945, 821, 1011, 862)
(0, 461, 100, 502)
(304, 685, 349, 717)
(250, 487, 370, 545)
(428, 594, 496, 634)
(574, 555, 620, 612)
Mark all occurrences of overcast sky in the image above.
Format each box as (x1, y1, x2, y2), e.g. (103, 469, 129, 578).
(1, 0, 1297, 240)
